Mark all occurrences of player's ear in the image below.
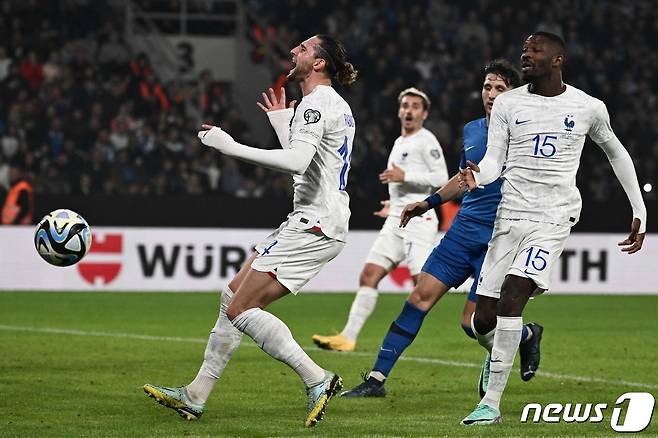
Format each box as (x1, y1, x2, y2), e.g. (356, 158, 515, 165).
(313, 57, 325, 72)
(552, 54, 564, 68)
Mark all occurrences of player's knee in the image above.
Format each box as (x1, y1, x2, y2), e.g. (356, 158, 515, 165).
(498, 275, 534, 316)
(497, 290, 528, 316)
(359, 266, 382, 287)
(407, 286, 438, 311)
(473, 311, 496, 334)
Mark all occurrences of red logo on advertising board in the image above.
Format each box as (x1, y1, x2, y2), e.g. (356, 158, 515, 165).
(389, 266, 412, 287)
(77, 233, 122, 285)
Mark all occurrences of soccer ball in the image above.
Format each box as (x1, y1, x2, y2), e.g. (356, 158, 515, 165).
(34, 209, 92, 267)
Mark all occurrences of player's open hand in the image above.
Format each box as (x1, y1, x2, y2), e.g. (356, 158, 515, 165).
(460, 161, 480, 191)
(373, 200, 390, 218)
(379, 163, 405, 183)
(618, 218, 645, 254)
(400, 201, 429, 228)
(256, 87, 296, 112)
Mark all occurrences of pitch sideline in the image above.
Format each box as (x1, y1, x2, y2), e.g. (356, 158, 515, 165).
(0, 324, 656, 390)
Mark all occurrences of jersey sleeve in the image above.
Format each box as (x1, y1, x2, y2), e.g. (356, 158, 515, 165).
(403, 134, 449, 188)
(588, 100, 615, 145)
(474, 97, 509, 186)
(289, 94, 326, 149)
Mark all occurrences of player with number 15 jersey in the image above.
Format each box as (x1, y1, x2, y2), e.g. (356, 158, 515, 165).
(474, 81, 643, 296)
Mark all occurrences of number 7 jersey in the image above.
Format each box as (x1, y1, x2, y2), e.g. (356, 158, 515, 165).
(288, 84, 356, 242)
(487, 84, 615, 226)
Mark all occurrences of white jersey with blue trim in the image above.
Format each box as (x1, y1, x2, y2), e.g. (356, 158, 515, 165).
(487, 84, 615, 226)
(387, 128, 448, 217)
(287, 84, 355, 241)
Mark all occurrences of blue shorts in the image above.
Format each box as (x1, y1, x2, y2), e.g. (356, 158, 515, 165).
(421, 215, 493, 302)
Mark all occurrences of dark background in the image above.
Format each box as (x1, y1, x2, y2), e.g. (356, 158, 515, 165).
(1, 0, 655, 231)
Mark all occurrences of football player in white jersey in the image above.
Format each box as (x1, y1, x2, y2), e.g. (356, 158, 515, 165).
(143, 35, 357, 428)
(460, 32, 647, 425)
(312, 87, 449, 352)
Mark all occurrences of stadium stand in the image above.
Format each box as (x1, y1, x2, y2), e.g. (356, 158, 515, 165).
(0, 0, 655, 229)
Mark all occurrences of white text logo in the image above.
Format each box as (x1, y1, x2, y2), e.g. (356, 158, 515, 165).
(520, 392, 655, 433)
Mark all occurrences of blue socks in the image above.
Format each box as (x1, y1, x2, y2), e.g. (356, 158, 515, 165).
(372, 301, 427, 378)
(461, 324, 476, 339)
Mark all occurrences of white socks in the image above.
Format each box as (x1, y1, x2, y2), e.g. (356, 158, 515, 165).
(481, 316, 523, 411)
(186, 286, 243, 404)
(368, 370, 386, 382)
(471, 312, 495, 352)
(341, 286, 379, 341)
(232, 307, 326, 387)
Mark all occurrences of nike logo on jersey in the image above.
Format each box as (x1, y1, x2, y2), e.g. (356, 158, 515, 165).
(515, 119, 531, 125)
(464, 146, 476, 152)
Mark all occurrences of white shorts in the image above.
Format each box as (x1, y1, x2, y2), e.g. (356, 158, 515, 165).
(365, 213, 439, 276)
(476, 218, 571, 299)
(253, 220, 344, 294)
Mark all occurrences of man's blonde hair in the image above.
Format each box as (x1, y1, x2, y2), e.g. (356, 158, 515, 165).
(398, 87, 431, 111)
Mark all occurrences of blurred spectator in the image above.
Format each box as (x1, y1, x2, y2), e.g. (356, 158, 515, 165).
(0, 47, 11, 81)
(19, 51, 43, 91)
(0, 0, 654, 207)
(1, 163, 33, 224)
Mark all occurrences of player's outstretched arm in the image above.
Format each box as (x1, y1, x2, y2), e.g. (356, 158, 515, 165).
(199, 125, 314, 175)
(595, 135, 647, 252)
(591, 102, 646, 245)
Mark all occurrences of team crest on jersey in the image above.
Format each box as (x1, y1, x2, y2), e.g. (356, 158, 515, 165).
(564, 115, 575, 132)
(401, 152, 408, 161)
(304, 109, 321, 124)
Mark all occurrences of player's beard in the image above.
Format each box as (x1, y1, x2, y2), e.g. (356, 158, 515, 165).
(287, 60, 311, 82)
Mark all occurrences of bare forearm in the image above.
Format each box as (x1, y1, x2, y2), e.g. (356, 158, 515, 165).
(436, 173, 465, 202)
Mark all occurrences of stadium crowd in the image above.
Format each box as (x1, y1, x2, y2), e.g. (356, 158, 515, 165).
(1, 0, 656, 209)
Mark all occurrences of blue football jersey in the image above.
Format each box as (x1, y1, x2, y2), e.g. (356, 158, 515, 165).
(458, 118, 502, 227)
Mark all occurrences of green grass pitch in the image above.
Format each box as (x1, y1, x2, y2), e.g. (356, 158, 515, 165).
(1, 292, 656, 437)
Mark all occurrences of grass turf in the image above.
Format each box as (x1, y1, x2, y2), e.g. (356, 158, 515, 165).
(0, 292, 656, 437)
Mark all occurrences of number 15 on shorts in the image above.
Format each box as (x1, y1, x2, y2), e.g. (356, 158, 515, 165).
(524, 246, 549, 275)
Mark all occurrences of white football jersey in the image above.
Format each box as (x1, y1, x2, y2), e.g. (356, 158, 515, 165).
(487, 84, 615, 226)
(287, 85, 355, 241)
(387, 128, 448, 217)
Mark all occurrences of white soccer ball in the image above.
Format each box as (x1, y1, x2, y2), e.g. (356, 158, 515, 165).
(34, 209, 92, 267)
